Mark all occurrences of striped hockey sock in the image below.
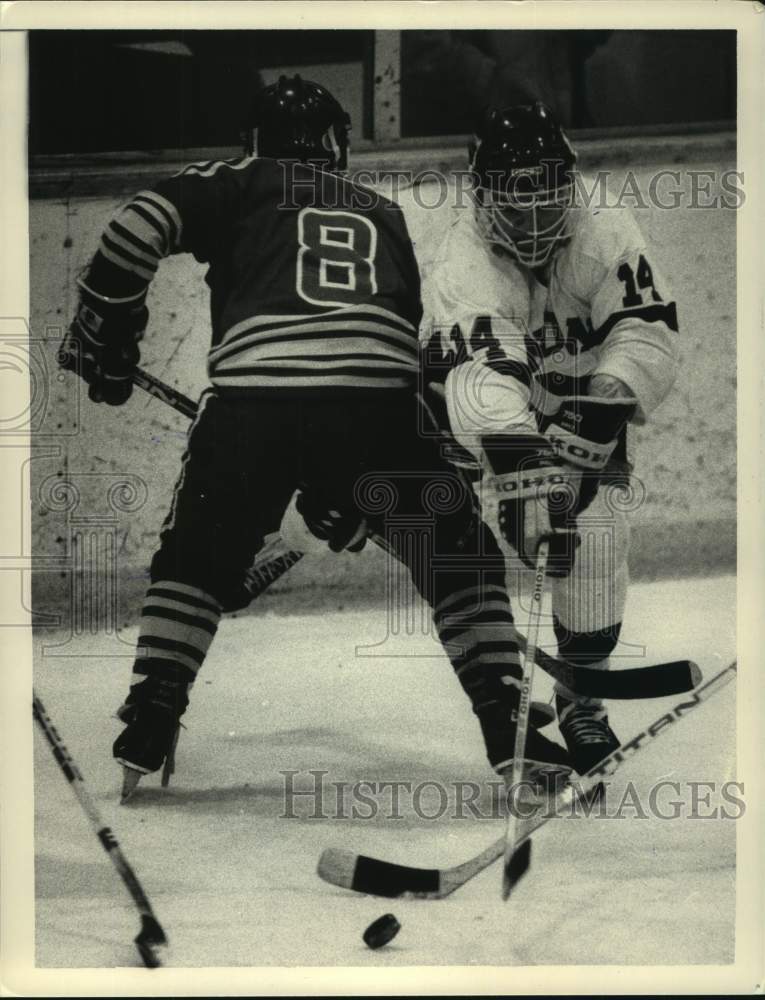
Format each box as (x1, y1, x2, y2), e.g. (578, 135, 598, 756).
(131, 580, 223, 690)
(435, 581, 523, 709)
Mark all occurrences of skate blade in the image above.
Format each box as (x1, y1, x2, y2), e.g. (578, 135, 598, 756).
(160, 725, 180, 788)
(120, 766, 143, 804)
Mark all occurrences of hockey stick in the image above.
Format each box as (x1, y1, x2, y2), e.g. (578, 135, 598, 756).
(316, 659, 736, 900)
(130, 367, 701, 700)
(527, 646, 700, 700)
(33, 693, 168, 967)
(501, 538, 551, 899)
(132, 366, 198, 419)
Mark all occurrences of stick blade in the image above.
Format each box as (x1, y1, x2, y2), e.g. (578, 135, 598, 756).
(605, 658, 702, 700)
(536, 649, 704, 700)
(688, 659, 703, 689)
(134, 913, 167, 969)
(317, 847, 441, 898)
(317, 848, 358, 891)
(502, 838, 532, 901)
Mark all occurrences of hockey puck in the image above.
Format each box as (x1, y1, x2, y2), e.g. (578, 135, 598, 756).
(363, 913, 401, 949)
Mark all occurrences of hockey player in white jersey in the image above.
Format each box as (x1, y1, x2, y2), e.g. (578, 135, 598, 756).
(421, 101, 680, 773)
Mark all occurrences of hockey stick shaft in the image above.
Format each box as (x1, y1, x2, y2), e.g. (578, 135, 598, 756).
(131, 367, 700, 700)
(501, 538, 549, 898)
(132, 367, 198, 419)
(316, 659, 736, 899)
(33, 693, 167, 966)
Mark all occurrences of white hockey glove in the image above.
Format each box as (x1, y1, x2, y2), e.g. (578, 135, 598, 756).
(280, 490, 368, 555)
(482, 431, 580, 578)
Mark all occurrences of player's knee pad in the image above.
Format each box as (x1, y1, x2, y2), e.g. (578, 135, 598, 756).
(553, 615, 623, 666)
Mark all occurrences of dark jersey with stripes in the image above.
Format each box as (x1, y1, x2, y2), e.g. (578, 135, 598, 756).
(85, 156, 422, 391)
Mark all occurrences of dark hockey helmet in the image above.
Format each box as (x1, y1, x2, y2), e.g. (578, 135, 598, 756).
(243, 74, 351, 171)
(468, 102, 577, 267)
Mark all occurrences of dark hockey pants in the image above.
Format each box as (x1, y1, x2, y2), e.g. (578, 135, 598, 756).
(131, 389, 529, 767)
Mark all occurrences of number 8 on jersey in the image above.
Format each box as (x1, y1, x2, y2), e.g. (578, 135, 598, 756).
(297, 208, 378, 307)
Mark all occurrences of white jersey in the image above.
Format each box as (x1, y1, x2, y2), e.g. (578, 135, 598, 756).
(420, 200, 680, 459)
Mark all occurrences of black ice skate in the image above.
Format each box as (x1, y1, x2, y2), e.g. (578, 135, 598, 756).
(113, 673, 189, 802)
(556, 694, 620, 775)
(480, 702, 573, 810)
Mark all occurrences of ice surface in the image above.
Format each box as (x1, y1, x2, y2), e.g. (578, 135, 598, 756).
(33, 575, 736, 968)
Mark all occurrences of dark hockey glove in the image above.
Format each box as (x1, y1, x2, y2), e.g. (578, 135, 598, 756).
(58, 282, 148, 406)
(295, 491, 368, 553)
(543, 394, 638, 514)
(482, 432, 579, 578)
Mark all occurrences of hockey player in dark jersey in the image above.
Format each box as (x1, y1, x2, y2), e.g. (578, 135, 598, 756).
(60, 77, 573, 802)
